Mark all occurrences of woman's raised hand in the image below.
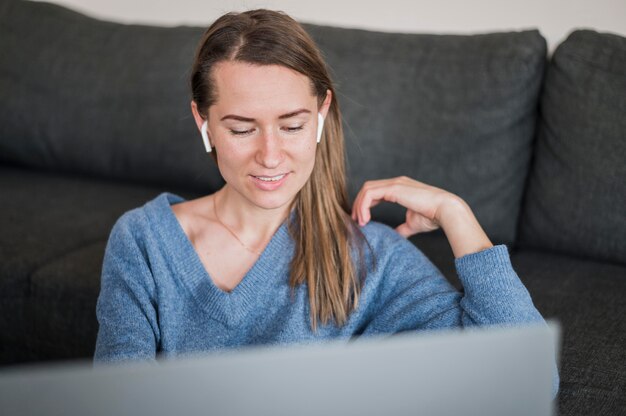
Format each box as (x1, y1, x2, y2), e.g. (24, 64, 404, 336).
(351, 176, 448, 234)
(351, 176, 494, 258)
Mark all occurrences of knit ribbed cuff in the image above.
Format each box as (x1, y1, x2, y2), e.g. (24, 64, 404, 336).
(454, 244, 519, 294)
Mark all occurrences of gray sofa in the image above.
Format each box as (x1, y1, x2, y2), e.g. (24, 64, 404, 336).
(1, 1, 624, 414)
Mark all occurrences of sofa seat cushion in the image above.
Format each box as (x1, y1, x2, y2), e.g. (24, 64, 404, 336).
(0, 165, 198, 364)
(518, 30, 626, 264)
(1, 242, 105, 364)
(510, 249, 626, 415)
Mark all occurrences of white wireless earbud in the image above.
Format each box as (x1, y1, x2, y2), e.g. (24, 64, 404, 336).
(201, 120, 212, 153)
(316, 113, 325, 143)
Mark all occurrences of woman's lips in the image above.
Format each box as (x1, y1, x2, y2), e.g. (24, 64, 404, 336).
(250, 172, 290, 191)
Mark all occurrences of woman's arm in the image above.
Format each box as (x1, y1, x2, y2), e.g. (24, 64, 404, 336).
(352, 175, 545, 326)
(351, 176, 492, 258)
(434, 197, 494, 259)
(93, 212, 160, 365)
(352, 176, 559, 397)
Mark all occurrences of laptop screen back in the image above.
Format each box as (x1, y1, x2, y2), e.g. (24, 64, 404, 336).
(0, 322, 559, 416)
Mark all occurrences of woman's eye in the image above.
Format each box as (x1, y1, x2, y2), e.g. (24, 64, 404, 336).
(283, 126, 304, 133)
(228, 125, 303, 136)
(230, 129, 254, 136)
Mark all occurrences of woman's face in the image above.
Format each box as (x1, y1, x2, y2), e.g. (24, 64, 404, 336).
(193, 61, 331, 212)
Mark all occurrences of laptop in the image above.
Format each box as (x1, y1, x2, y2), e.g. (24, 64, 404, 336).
(0, 321, 560, 416)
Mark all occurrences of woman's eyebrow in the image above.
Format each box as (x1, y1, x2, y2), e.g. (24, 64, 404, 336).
(220, 108, 311, 122)
(220, 114, 255, 122)
(278, 109, 311, 119)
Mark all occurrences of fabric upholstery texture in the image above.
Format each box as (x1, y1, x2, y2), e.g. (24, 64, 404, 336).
(0, 165, 199, 363)
(0, 0, 223, 194)
(518, 30, 626, 264)
(510, 250, 626, 415)
(306, 25, 547, 244)
(0, 1, 624, 414)
(0, 0, 546, 245)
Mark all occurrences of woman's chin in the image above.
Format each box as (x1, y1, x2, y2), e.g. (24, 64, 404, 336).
(248, 192, 297, 212)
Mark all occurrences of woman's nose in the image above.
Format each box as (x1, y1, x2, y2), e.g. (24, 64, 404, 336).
(255, 129, 284, 168)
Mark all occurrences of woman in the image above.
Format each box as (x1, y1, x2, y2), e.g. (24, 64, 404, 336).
(94, 9, 553, 381)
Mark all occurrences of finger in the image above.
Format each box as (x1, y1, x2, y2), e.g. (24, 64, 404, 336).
(395, 222, 414, 239)
(356, 191, 372, 226)
(352, 178, 411, 225)
(352, 184, 373, 225)
(351, 188, 364, 222)
(351, 191, 362, 223)
(359, 198, 385, 225)
(356, 196, 384, 224)
(354, 185, 394, 225)
(358, 186, 401, 225)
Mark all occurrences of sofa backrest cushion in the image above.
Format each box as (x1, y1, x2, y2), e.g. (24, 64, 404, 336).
(0, 0, 224, 193)
(305, 25, 546, 244)
(0, 1, 547, 244)
(518, 30, 626, 264)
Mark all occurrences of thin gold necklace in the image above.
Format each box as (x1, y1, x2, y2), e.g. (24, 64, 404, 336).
(213, 194, 262, 256)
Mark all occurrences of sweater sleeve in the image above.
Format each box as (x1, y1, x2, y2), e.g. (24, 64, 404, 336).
(93, 212, 160, 365)
(360, 233, 558, 397)
(362, 238, 544, 332)
(454, 245, 545, 326)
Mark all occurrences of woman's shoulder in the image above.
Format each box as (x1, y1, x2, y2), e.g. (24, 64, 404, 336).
(354, 221, 443, 293)
(359, 220, 412, 248)
(357, 220, 427, 262)
(110, 192, 185, 241)
(169, 194, 214, 234)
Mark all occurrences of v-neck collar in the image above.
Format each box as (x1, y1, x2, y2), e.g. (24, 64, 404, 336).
(147, 192, 294, 328)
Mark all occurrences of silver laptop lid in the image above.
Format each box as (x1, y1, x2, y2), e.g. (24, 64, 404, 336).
(0, 321, 559, 416)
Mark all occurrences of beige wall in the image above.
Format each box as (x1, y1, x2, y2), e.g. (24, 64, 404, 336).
(35, 0, 626, 52)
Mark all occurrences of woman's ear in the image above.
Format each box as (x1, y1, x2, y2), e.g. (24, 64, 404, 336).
(190, 101, 205, 132)
(191, 100, 213, 153)
(320, 90, 332, 119)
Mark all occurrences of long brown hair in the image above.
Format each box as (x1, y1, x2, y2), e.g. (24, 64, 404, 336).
(190, 9, 370, 331)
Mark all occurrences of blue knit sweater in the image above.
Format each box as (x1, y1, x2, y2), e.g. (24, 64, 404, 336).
(94, 193, 557, 392)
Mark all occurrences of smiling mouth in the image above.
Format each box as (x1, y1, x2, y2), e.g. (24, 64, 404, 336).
(252, 174, 287, 182)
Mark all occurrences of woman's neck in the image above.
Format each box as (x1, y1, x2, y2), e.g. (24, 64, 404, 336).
(213, 185, 292, 248)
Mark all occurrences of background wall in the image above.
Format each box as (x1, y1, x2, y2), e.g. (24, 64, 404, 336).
(35, 0, 626, 52)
